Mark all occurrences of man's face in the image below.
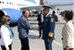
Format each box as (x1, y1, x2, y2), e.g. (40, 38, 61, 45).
(23, 10, 30, 17)
(43, 9, 49, 15)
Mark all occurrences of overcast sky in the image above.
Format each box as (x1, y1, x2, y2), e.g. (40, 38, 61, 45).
(48, 0, 74, 2)
(43, 0, 74, 6)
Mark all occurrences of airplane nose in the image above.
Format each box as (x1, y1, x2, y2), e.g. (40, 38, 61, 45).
(2, 8, 22, 24)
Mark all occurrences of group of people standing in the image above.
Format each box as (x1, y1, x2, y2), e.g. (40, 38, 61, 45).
(0, 7, 74, 50)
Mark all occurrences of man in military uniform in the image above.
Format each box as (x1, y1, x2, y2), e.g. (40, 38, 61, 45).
(42, 7, 55, 50)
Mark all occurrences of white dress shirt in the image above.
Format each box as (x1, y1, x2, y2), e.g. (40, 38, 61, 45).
(41, 14, 44, 22)
(62, 20, 74, 48)
(0, 25, 13, 49)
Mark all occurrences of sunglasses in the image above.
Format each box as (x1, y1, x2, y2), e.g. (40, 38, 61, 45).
(7, 19, 10, 21)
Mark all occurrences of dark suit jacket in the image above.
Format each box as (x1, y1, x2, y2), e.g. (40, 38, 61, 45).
(37, 14, 44, 25)
(52, 14, 58, 22)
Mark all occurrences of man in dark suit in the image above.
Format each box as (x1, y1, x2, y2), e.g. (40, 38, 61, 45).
(52, 11, 58, 22)
(37, 10, 44, 38)
(18, 9, 32, 50)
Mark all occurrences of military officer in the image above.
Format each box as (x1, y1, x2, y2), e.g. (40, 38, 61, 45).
(42, 7, 55, 50)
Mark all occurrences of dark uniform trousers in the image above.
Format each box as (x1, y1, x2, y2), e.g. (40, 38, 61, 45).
(20, 38, 29, 50)
(44, 40, 53, 50)
(1, 44, 12, 50)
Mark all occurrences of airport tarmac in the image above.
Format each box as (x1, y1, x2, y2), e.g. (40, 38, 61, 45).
(0, 23, 64, 50)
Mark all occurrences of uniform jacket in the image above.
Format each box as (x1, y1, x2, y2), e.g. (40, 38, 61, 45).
(18, 16, 31, 39)
(62, 20, 74, 48)
(42, 14, 55, 40)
